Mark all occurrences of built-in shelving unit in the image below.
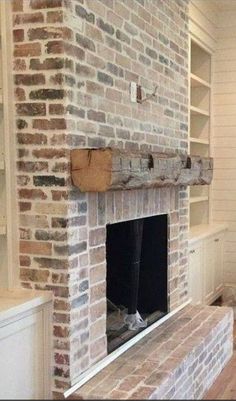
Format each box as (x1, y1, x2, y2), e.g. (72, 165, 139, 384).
(189, 39, 212, 231)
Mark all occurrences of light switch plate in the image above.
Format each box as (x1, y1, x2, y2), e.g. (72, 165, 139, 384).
(130, 81, 137, 103)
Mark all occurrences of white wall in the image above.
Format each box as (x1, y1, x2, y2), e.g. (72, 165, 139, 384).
(212, 10, 236, 285)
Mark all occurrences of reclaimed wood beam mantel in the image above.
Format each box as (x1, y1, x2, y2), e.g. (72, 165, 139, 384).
(71, 148, 213, 192)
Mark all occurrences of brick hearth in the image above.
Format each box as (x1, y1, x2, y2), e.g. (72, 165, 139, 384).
(70, 305, 233, 400)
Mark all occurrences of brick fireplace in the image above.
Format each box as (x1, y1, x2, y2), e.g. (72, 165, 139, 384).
(12, 0, 191, 395)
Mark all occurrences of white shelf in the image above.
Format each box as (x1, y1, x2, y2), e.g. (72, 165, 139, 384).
(189, 137, 209, 145)
(189, 223, 228, 243)
(0, 289, 52, 322)
(190, 196, 209, 204)
(190, 105, 210, 117)
(191, 73, 210, 89)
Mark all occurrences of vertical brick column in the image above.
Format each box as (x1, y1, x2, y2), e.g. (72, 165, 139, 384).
(12, 0, 78, 393)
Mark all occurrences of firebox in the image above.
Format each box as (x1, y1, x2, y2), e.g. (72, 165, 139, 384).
(106, 214, 169, 353)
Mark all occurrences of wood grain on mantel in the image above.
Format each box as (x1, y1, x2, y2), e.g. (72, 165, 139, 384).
(70, 148, 213, 192)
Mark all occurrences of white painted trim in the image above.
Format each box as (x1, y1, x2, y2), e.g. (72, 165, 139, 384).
(64, 299, 191, 399)
(190, 32, 214, 55)
(0, 1, 18, 288)
(42, 302, 53, 399)
(189, 23, 215, 53)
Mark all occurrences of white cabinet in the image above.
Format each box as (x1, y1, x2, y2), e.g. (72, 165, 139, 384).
(203, 232, 224, 304)
(189, 226, 226, 305)
(0, 290, 52, 399)
(203, 236, 215, 304)
(214, 234, 223, 294)
(0, 311, 44, 399)
(189, 242, 203, 304)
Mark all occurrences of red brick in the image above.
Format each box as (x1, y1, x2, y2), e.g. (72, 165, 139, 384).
(13, 29, 24, 42)
(17, 175, 30, 187)
(90, 319, 106, 340)
(64, 43, 85, 60)
(20, 267, 50, 282)
(47, 11, 63, 23)
(20, 240, 52, 255)
(30, 0, 62, 9)
(46, 40, 64, 54)
(19, 255, 31, 267)
(117, 375, 145, 392)
(17, 161, 48, 172)
(51, 190, 69, 201)
(89, 246, 105, 265)
(90, 282, 106, 303)
(108, 390, 128, 399)
(32, 148, 66, 159)
(28, 27, 63, 40)
(30, 57, 64, 70)
(20, 228, 32, 240)
(12, 0, 23, 12)
(90, 336, 106, 360)
(54, 353, 70, 365)
(19, 188, 47, 200)
(14, 59, 27, 71)
(17, 133, 47, 145)
(32, 118, 66, 130)
(89, 228, 106, 247)
(62, 27, 74, 41)
(16, 103, 46, 116)
(90, 300, 106, 322)
(15, 73, 45, 86)
(129, 385, 156, 399)
(49, 104, 65, 115)
(15, 87, 26, 101)
(14, 12, 44, 25)
(53, 325, 70, 338)
(19, 202, 32, 212)
(14, 43, 41, 57)
(90, 264, 106, 285)
(54, 299, 70, 312)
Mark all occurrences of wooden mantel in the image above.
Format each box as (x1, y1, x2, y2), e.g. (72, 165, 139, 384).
(70, 148, 213, 192)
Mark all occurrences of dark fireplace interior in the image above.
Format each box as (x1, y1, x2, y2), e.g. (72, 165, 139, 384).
(106, 214, 169, 353)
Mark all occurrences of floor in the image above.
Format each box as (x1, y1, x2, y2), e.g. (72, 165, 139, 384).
(204, 325, 236, 400)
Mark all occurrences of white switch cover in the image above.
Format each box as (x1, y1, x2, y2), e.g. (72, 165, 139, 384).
(130, 81, 137, 103)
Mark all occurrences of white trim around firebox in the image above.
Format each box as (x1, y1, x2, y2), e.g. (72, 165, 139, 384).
(64, 298, 191, 398)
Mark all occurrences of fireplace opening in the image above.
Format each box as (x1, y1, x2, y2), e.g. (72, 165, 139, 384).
(106, 214, 169, 353)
